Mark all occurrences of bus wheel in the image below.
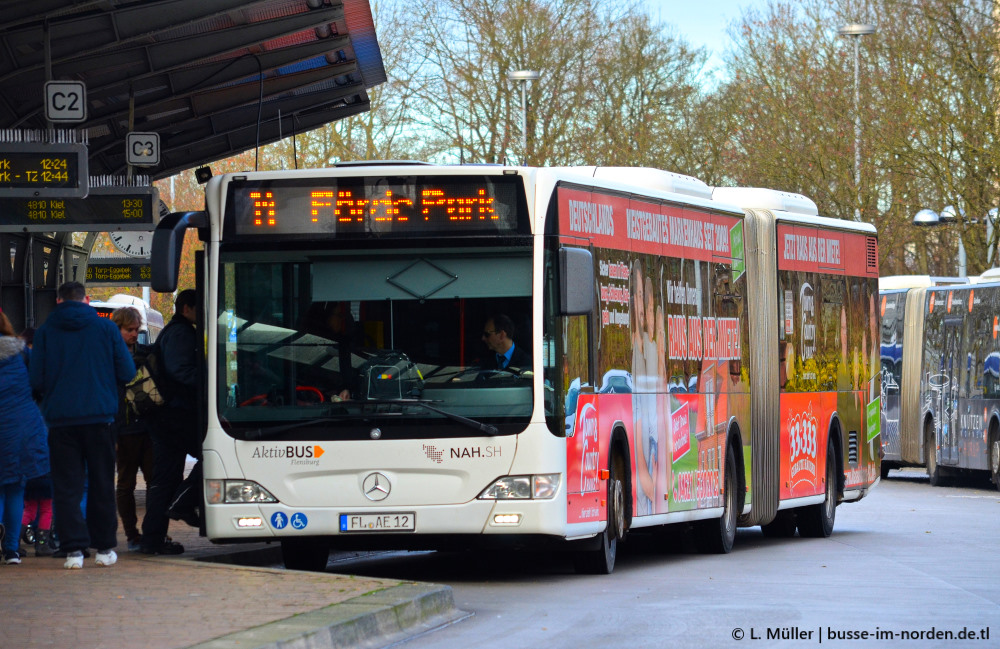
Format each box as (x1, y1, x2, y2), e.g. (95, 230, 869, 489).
(695, 444, 737, 553)
(281, 538, 329, 572)
(989, 432, 1000, 491)
(880, 461, 892, 480)
(926, 421, 942, 487)
(574, 453, 623, 575)
(760, 510, 797, 538)
(798, 438, 837, 538)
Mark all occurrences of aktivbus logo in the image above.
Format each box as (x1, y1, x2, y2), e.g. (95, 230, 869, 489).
(250, 445, 325, 460)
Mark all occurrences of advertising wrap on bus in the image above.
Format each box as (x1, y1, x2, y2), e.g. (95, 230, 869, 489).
(150, 164, 881, 574)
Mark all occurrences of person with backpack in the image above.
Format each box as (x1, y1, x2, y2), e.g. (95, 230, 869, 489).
(140, 290, 203, 555)
(29, 282, 135, 569)
(111, 306, 155, 552)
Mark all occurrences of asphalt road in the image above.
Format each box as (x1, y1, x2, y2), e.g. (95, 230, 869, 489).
(304, 468, 999, 648)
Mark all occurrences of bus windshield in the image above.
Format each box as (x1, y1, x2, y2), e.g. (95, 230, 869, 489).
(217, 246, 534, 440)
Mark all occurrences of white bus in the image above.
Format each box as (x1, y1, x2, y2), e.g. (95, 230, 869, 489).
(151, 163, 881, 573)
(89, 293, 165, 344)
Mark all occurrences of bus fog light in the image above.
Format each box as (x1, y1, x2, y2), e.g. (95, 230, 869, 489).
(221, 480, 278, 503)
(236, 517, 263, 528)
(492, 513, 522, 525)
(532, 474, 561, 499)
(479, 476, 531, 499)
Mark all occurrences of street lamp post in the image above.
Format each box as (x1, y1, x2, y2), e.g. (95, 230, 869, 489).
(913, 207, 966, 277)
(508, 70, 540, 165)
(838, 23, 875, 222)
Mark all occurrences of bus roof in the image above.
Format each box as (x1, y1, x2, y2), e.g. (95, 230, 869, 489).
(879, 275, 969, 290)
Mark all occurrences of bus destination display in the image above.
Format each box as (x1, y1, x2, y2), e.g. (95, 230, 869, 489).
(228, 176, 525, 237)
(0, 185, 157, 232)
(0, 143, 88, 198)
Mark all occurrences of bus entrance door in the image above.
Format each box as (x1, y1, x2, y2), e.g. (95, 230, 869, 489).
(941, 320, 962, 465)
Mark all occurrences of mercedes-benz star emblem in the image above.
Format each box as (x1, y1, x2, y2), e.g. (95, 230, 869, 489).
(362, 472, 391, 501)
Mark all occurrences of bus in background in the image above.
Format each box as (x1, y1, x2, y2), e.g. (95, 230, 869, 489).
(878, 275, 967, 479)
(880, 279, 1000, 489)
(150, 163, 880, 574)
(89, 293, 165, 344)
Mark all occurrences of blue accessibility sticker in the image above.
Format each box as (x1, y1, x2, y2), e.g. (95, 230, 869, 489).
(270, 512, 289, 530)
(290, 513, 308, 530)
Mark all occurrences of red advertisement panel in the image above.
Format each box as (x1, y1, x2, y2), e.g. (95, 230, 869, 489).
(776, 223, 874, 277)
(778, 392, 834, 499)
(558, 187, 740, 260)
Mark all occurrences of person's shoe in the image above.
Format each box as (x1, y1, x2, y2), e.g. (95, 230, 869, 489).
(3, 550, 21, 565)
(167, 506, 201, 528)
(34, 529, 54, 557)
(127, 536, 143, 552)
(53, 548, 90, 559)
(95, 549, 118, 566)
(64, 550, 84, 570)
(21, 523, 35, 545)
(139, 540, 184, 555)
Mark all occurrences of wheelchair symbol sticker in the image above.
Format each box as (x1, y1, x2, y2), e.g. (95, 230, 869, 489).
(290, 513, 308, 530)
(270, 512, 288, 529)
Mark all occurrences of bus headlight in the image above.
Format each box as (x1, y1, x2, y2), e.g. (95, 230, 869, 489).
(478, 474, 561, 500)
(206, 479, 278, 504)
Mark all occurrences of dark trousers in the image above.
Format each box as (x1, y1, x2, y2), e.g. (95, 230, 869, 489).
(49, 423, 118, 552)
(141, 408, 199, 546)
(115, 432, 154, 541)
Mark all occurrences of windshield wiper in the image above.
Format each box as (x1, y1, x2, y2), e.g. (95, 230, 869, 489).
(362, 398, 501, 436)
(241, 399, 501, 440)
(244, 417, 344, 441)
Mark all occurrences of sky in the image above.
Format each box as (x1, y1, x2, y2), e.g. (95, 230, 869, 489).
(644, 0, 768, 72)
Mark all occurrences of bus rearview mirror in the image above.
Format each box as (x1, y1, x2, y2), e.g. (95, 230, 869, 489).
(151, 211, 208, 293)
(559, 247, 594, 315)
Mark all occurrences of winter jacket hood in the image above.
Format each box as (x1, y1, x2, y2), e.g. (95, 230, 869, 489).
(29, 300, 135, 427)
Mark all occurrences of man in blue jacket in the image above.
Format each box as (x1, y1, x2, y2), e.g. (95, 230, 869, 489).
(30, 282, 135, 569)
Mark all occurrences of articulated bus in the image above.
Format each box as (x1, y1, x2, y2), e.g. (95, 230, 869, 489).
(151, 163, 880, 573)
(879, 279, 1000, 488)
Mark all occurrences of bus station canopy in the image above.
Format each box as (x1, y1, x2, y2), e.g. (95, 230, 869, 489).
(0, 0, 386, 181)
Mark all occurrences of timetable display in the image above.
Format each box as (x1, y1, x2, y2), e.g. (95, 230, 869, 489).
(0, 143, 88, 198)
(0, 185, 157, 232)
(227, 175, 527, 238)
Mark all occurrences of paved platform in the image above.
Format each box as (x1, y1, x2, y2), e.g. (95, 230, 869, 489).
(0, 487, 465, 649)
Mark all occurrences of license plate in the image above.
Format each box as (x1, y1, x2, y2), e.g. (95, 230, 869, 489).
(339, 512, 415, 533)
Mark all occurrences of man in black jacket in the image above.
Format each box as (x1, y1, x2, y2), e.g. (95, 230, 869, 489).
(140, 290, 202, 555)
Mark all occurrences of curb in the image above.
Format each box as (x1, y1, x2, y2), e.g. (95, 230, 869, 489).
(185, 582, 469, 649)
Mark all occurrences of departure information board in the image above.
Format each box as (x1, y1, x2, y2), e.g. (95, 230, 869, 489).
(225, 174, 528, 239)
(0, 185, 157, 232)
(0, 142, 88, 198)
(85, 261, 152, 285)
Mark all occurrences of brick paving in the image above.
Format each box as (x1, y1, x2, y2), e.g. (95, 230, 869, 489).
(0, 483, 398, 649)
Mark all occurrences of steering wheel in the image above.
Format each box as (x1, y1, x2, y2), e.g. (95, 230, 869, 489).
(240, 385, 326, 407)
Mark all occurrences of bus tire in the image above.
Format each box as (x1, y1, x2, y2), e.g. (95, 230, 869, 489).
(880, 461, 892, 480)
(695, 444, 737, 553)
(574, 452, 624, 575)
(760, 510, 797, 538)
(281, 538, 329, 572)
(798, 437, 837, 538)
(989, 429, 1000, 491)
(925, 421, 942, 487)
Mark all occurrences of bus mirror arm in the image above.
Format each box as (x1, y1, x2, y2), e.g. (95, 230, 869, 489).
(559, 247, 595, 315)
(152, 211, 208, 292)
